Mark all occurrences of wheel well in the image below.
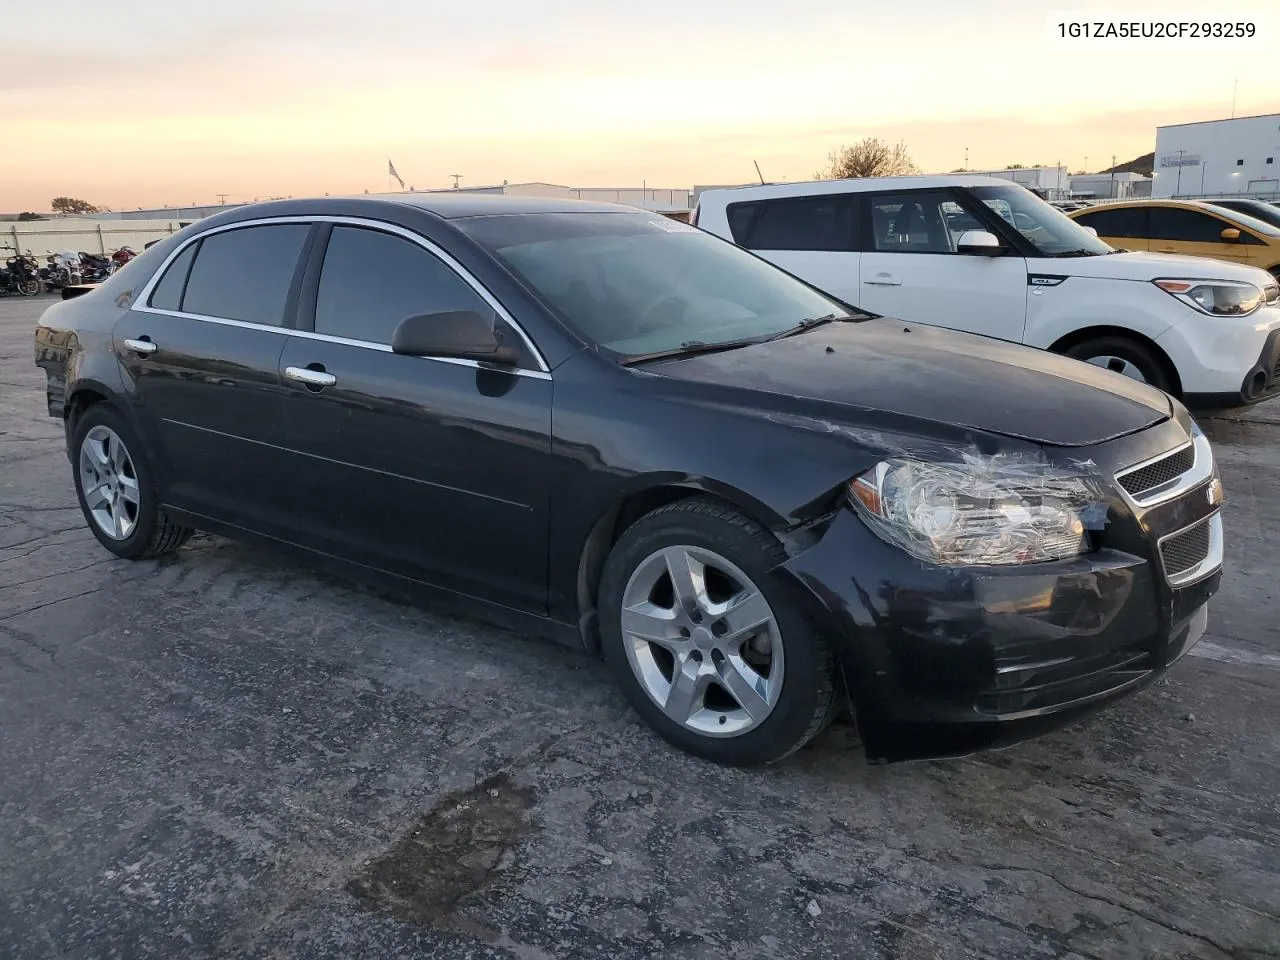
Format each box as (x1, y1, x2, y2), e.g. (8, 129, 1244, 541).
(1047, 325, 1182, 396)
(65, 387, 110, 431)
(574, 485, 774, 652)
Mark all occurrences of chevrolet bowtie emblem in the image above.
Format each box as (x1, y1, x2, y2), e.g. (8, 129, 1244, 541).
(1206, 478, 1224, 507)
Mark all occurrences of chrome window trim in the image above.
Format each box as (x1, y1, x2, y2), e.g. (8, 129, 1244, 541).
(130, 213, 552, 377)
(1113, 424, 1213, 509)
(133, 308, 551, 380)
(1157, 510, 1223, 588)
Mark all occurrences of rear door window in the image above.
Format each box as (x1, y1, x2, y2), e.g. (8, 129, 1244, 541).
(1074, 206, 1148, 239)
(181, 224, 310, 326)
(734, 196, 857, 251)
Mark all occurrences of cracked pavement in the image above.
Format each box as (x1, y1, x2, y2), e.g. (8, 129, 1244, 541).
(1, 295, 1278, 959)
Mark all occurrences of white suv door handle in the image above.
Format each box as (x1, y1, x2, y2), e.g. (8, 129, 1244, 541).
(285, 365, 337, 387)
(864, 274, 902, 287)
(122, 338, 158, 355)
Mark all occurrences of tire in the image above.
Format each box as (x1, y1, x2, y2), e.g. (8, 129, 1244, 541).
(70, 404, 192, 560)
(1063, 336, 1174, 393)
(18, 278, 40, 297)
(598, 497, 835, 766)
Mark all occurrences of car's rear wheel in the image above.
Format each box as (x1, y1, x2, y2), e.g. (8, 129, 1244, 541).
(1064, 336, 1174, 393)
(598, 497, 835, 766)
(71, 405, 193, 560)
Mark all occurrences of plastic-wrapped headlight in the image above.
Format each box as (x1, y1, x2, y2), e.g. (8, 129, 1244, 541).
(1154, 279, 1262, 317)
(848, 457, 1106, 566)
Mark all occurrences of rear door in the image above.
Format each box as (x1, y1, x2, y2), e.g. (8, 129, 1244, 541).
(857, 190, 1029, 342)
(725, 194, 860, 305)
(277, 222, 554, 613)
(115, 221, 314, 536)
(1071, 206, 1150, 251)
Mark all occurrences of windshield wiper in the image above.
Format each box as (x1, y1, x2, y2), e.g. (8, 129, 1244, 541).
(1048, 249, 1101, 258)
(619, 337, 766, 367)
(764, 312, 861, 341)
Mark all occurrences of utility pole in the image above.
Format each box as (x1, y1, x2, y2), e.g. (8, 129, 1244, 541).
(964, 146, 968, 171)
(216, 193, 229, 205)
(450, 174, 462, 189)
(1175, 149, 1185, 196)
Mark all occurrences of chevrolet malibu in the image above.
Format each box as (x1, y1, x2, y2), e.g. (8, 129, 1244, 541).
(34, 195, 1224, 766)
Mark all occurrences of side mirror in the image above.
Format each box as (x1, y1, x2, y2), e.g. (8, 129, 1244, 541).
(1081, 225, 1099, 237)
(956, 230, 1003, 256)
(391, 310, 520, 366)
(1220, 227, 1241, 241)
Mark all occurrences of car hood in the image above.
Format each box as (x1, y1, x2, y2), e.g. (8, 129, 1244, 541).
(647, 320, 1170, 447)
(1040, 250, 1273, 284)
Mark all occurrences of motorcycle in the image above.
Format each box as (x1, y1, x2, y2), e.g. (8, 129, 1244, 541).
(107, 246, 137, 275)
(79, 252, 112, 283)
(45, 250, 83, 291)
(0, 247, 42, 297)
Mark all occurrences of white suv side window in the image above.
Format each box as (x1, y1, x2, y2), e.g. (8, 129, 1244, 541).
(868, 193, 957, 254)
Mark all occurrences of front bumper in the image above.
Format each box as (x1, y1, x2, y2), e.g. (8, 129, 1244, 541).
(774, 424, 1223, 763)
(1158, 303, 1280, 406)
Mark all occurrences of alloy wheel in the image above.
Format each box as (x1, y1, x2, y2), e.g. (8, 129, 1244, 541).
(79, 425, 141, 540)
(619, 545, 785, 738)
(1085, 354, 1148, 383)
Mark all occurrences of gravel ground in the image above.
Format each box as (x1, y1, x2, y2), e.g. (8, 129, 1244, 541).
(1, 294, 1277, 960)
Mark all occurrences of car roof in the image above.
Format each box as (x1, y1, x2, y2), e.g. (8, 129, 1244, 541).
(228, 193, 642, 221)
(697, 175, 1030, 204)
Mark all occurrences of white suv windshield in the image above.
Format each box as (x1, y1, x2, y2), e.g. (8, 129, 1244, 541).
(458, 213, 848, 356)
(967, 184, 1115, 258)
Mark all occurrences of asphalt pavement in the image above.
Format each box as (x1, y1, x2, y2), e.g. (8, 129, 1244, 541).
(1, 295, 1277, 960)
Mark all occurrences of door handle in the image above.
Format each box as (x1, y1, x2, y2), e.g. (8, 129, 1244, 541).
(122, 338, 157, 355)
(284, 365, 337, 388)
(864, 275, 902, 286)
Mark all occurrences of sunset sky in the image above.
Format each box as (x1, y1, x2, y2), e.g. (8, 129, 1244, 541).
(4, 0, 1278, 211)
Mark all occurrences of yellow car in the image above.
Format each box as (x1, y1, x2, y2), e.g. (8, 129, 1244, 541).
(1069, 199, 1280, 278)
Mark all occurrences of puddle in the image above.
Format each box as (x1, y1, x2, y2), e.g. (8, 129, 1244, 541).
(345, 772, 535, 934)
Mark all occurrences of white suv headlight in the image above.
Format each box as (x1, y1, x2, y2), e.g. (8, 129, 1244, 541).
(1154, 278, 1263, 317)
(848, 456, 1107, 566)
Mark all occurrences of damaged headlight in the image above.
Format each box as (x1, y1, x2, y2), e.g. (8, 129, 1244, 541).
(847, 456, 1108, 566)
(1154, 278, 1262, 317)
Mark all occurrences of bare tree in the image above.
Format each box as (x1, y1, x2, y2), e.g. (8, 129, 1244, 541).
(51, 197, 101, 215)
(819, 138, 920, 179)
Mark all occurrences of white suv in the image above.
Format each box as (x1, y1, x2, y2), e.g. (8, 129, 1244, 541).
(693, 176, 1280, 407)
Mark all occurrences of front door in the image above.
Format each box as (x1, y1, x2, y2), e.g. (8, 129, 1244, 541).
(278, 223, 553, 613)
(1147, 206, 1256, 265)
(857, 190, 1029, 343)
(115, 222, 314, 536)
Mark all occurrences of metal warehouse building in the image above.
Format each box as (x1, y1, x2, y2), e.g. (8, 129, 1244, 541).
(1152, 113, 1280, 199)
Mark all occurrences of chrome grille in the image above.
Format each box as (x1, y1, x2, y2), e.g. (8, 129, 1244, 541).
(1117, 445, 1195, 497)
(1160, 520, 1211, 579)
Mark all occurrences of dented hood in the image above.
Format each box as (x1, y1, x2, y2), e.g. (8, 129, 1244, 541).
(649, 320, 1170, 447)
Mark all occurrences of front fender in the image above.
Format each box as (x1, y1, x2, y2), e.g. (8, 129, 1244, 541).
(1024, 277, 1175, 349)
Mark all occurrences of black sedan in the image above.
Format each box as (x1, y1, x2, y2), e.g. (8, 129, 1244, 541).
(33, 195, 1224, 765)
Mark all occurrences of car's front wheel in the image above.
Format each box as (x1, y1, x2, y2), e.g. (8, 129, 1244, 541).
(1064, 335, 1175, 394)
(598, 497, 836, 766)
(71, 404, 193, 560)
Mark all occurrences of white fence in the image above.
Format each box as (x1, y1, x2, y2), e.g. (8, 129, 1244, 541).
(3, 219, 187, 257)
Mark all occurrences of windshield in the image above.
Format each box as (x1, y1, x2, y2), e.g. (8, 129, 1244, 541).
(456, 213, 848, 357)
(967, 184, 1115, 257)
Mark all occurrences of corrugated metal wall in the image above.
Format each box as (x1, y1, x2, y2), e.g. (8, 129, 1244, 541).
(3, 220, 185, 256)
